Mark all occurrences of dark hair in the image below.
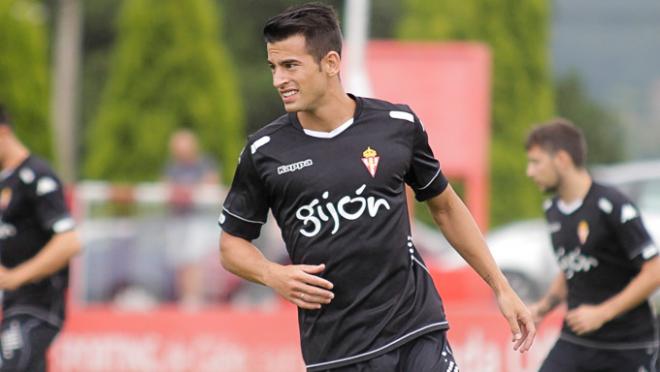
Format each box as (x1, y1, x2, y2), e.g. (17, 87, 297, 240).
(263, 2, 343, 63)
(0, 104, 11, 127)
(525, 118, 587, 167)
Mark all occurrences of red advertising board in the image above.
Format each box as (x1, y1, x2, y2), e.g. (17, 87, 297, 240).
(366, 41, 491, 230)
(50, 304, 562, 372)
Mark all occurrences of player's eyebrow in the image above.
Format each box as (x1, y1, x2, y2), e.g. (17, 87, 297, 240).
(268, 58, 301, 66)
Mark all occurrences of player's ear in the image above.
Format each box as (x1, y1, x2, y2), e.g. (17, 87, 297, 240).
(323, 51, 341, 77)
(555, 149, 575, 169)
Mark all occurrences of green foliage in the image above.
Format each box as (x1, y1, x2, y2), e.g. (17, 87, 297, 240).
(0, 0, 51, 159)
(79, 0, 119, 148)
(398, 0, 554, 226)
(84, 0, 243, 182)
(555, 72, 625, 164)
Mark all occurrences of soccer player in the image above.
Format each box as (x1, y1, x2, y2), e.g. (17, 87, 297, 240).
(525, 119, 660, 372)
(219, 3, 535, 371)
(0, 105, 81, 371)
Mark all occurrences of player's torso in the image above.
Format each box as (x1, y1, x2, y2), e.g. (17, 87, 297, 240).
(253, 110, 415, 263)
(0, 166, 51, 267)
(547, 186, 658, 343)
(547, 196, 637, 304)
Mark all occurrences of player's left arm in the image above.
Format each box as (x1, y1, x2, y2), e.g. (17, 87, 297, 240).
(0, 170, 82, 290)
(426, 186, 536, 353)
(0, 230, 81, 290)
(566, 255, 660, 335)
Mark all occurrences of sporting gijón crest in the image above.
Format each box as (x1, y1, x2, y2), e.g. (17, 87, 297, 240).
(361, 147, 380, 178)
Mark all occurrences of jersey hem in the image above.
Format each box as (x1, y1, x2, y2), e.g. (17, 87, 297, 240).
(3, 306, 63, 328)
(305, 321, 449, 371)
(559, 332, 660, 350)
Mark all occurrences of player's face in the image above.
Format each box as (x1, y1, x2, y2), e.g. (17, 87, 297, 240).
(526, 145, 561, 193)
(267, 34, 330, 113)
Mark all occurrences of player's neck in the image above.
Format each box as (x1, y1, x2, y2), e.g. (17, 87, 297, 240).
(1, 141, 30, 172)
(297, 88, 355, 133)
(557, 169, 592, 204)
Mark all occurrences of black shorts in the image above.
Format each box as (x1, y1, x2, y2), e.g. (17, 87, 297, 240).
(319, 330, 459, 372)
(539, 338, 659, 372)
(0, 315, 60, 372)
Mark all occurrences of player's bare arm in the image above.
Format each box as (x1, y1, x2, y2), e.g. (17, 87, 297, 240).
(425, 185, 536, 353)
(529, 272, 567, 324)
(220, 231, 334, 310)
(566, 255, 660, 335)
(0, 230, 81, 290)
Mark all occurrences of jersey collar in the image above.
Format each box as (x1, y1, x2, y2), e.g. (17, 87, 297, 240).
(0, 155, 31, 182)
(289, 94, 363, 139)
(556, 182, 596, 215)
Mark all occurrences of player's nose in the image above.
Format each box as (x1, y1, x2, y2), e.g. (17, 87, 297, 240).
(272, 68, 288, 88)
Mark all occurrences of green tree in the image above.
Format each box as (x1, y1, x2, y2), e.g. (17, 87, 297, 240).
(398, 0, 554, 226)
(556, 72, 625, 164)
(0, 0, 52, 160)
(84, 0, 243, 182)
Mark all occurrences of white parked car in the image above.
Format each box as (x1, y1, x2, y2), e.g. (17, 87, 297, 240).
(487, 219, 558, 302)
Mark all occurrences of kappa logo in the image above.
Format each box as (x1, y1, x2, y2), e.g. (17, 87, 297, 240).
(278, 159, 313, 175)
(361, 147, 380, 178)
(621, 204, 639, 224)
(36, 177, 58, 196)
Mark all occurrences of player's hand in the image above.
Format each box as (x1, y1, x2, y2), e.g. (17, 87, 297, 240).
(266, 263, 334, 310)
(0, 265, 25, 291)
(565, 304, 608, 335)
(495, 288, 536, 353)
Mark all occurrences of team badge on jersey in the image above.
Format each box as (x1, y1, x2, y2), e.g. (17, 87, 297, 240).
(577, 220, 590, 244)
(0, 188, 11, 211)
(361, 147, 380, 178)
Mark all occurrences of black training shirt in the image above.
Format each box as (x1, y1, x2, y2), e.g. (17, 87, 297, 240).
(544, 182, 659, 348)
(220, 95, 450, 370)
(0, 155, 75, 327)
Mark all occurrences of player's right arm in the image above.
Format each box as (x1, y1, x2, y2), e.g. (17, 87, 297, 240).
(220, 139, 334, 309)
(529, 272, 567, 325)
(220, 231, 334, 310)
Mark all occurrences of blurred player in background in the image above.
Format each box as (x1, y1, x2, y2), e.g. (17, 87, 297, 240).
(0, 104, 81, 371)
(163, 129, 219, 307)
(219, 3, 534, 371)
(526, 119, 660, 372)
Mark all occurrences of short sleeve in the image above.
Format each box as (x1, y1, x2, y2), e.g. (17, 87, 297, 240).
(600, 194, 658, 266)
(403, 110, 448, 201)
(219, 143, 270, 241)
(32, 173, 75, 234)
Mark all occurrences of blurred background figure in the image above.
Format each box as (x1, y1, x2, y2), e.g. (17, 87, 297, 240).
(165, 129, 220, 188)
(0, 104, 82, 370)
(163, 129, 220, 308)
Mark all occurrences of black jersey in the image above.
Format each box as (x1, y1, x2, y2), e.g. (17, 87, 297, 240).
(544, 182, 659, 348)
(0, 155, 75, 327)
(220, 95, 450, 370)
